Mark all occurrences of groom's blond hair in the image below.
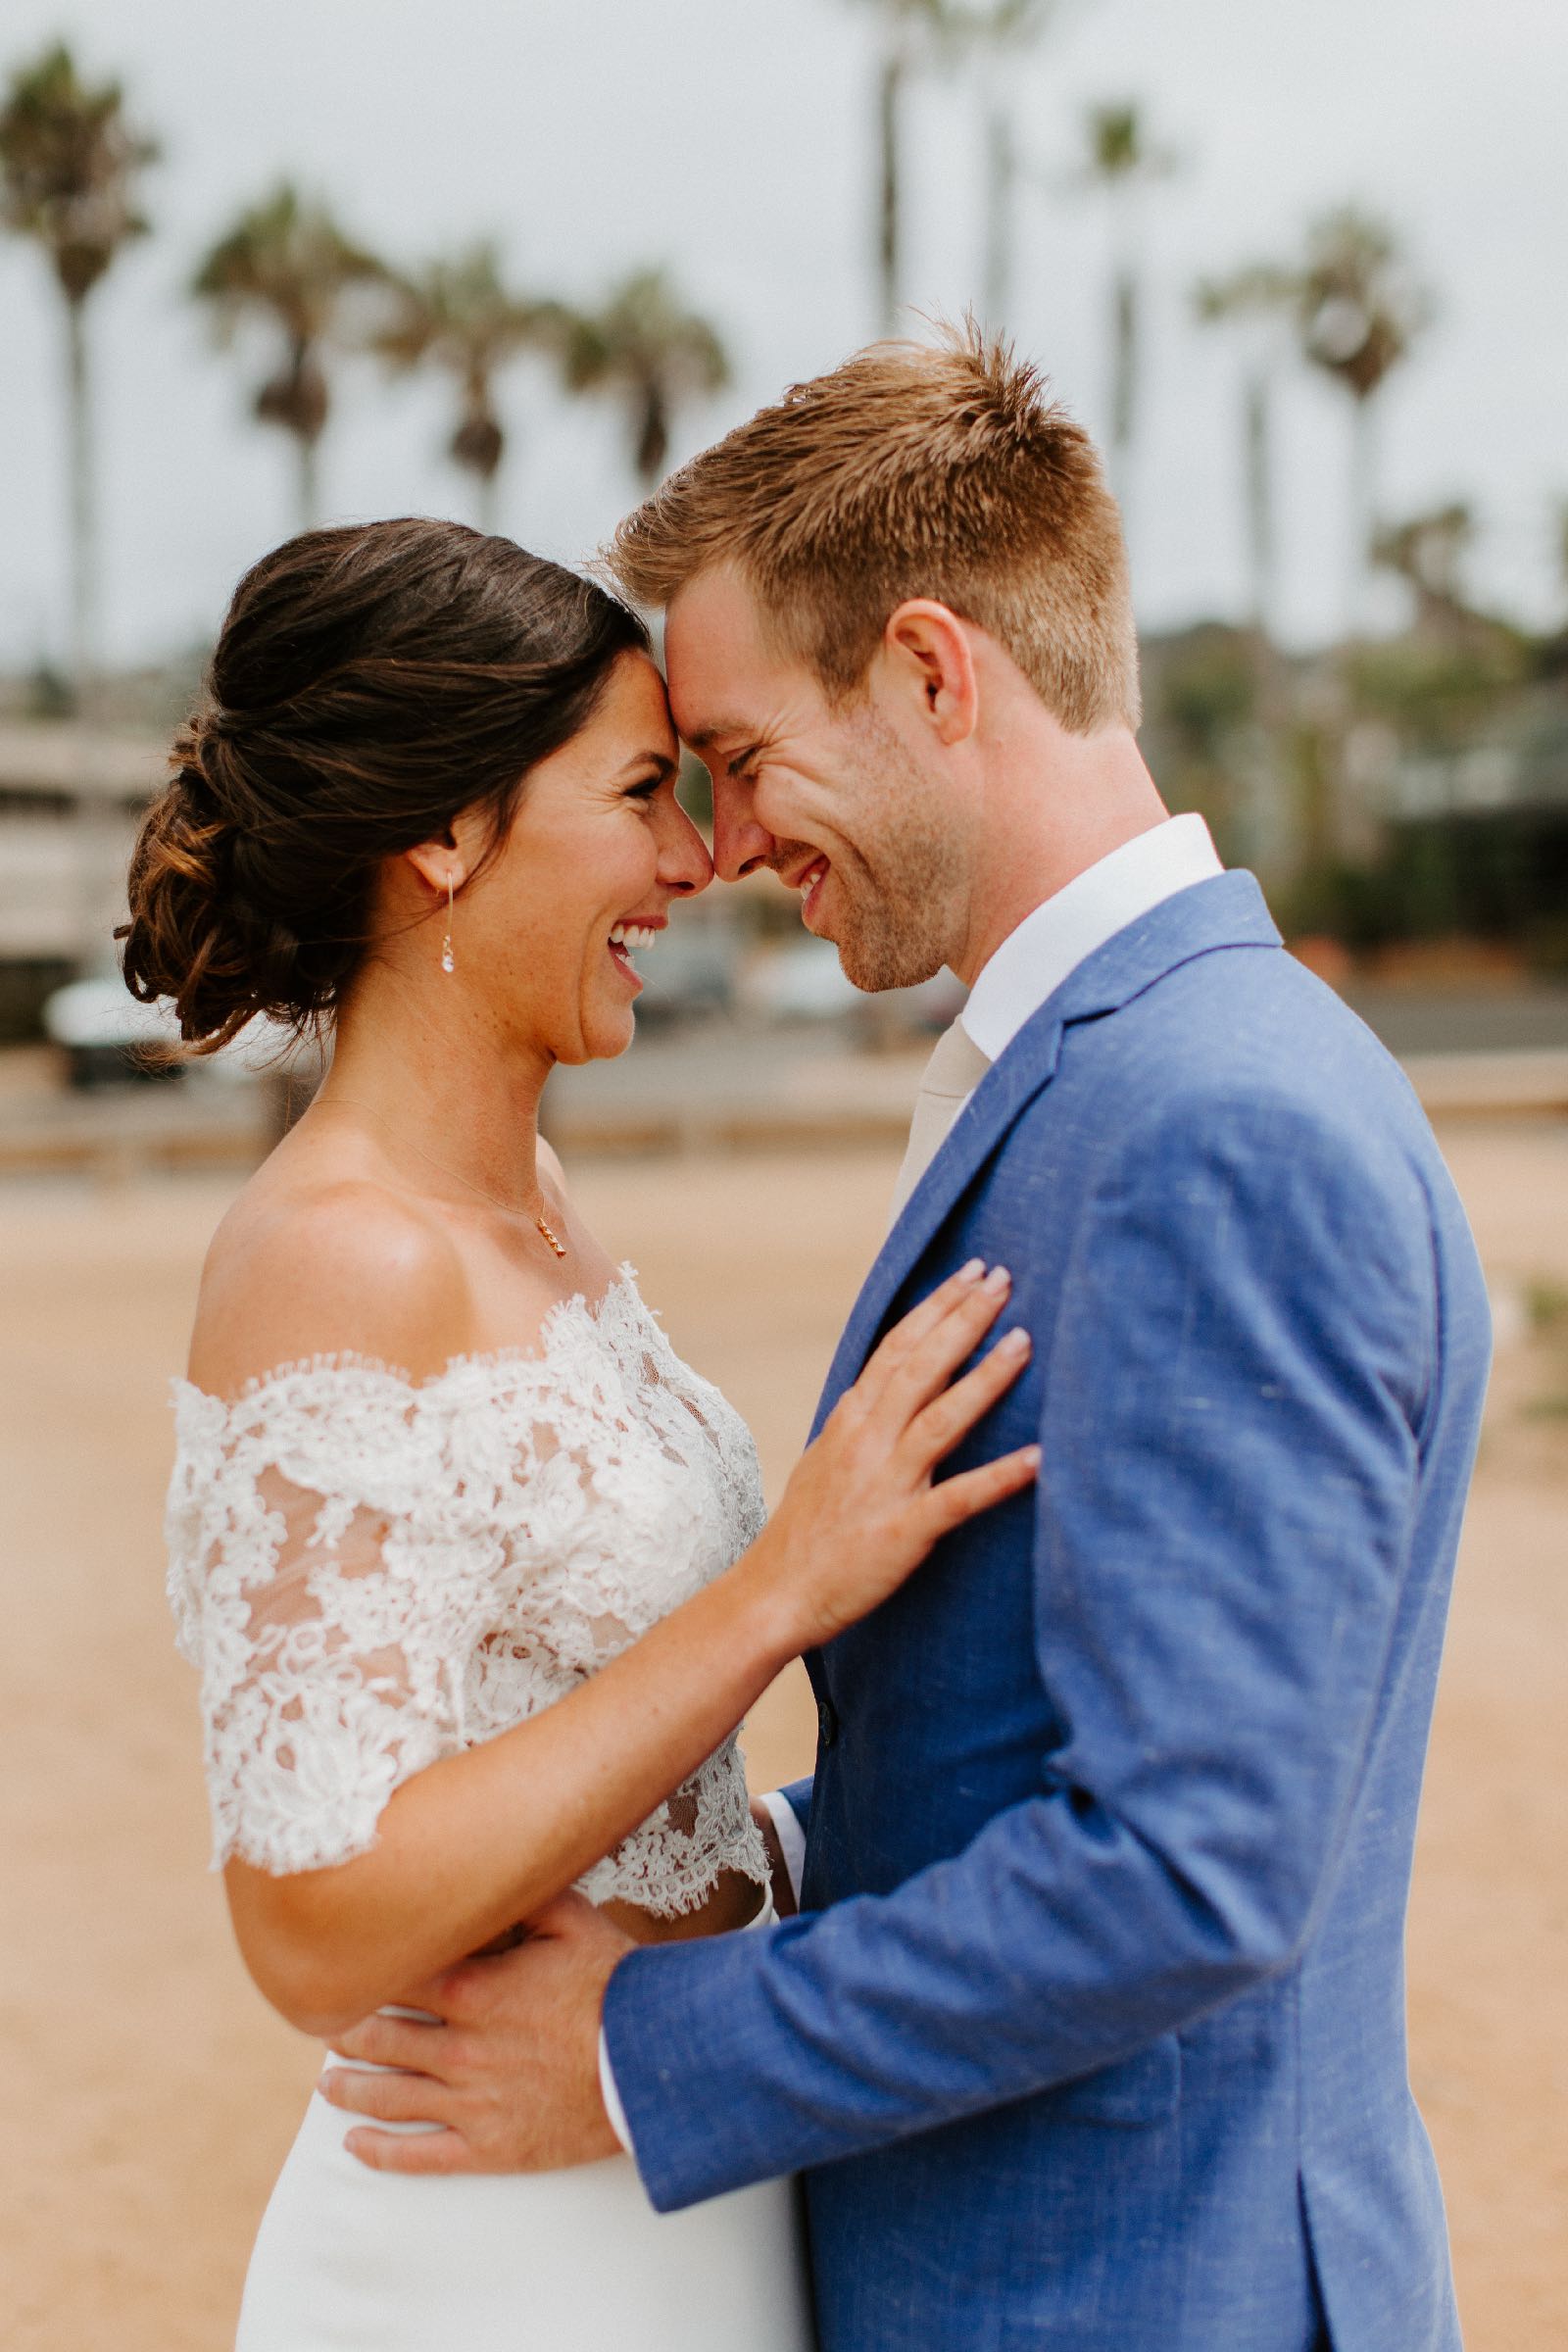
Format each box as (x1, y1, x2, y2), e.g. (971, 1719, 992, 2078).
(605, 322, 1141, 734)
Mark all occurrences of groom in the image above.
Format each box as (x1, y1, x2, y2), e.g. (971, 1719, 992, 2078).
(324, 330, 1490, 2350)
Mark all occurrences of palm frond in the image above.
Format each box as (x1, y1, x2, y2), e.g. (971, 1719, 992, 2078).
(562, 268, 730, 487)
(1297, 206, 1433, 404)
(0, 40, 158, 303)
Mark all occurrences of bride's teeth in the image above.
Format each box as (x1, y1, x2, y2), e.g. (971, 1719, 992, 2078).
(610, 924, 626, 946)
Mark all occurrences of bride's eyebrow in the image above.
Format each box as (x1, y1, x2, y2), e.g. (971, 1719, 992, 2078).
(614, 750, 678, 781)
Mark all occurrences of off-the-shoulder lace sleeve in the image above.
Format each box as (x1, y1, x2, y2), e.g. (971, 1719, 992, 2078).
(166, 1275, 772, 1909)
(167, 1362, 496, 1875)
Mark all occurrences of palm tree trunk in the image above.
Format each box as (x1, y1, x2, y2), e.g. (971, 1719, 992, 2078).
(65, 291, 117, 972)
(876, 20, 906, 333)
(297, 433, 320, 535)
(64, 295, 96, 718)
(636, 383, 670, 490)
(1242, 370, 1290, 879)
(981, 91, 1016, 331)
(1347, 392, 1379, 641)
(1108, 264, 1138, 514)
(1244, 368, 1275, 641)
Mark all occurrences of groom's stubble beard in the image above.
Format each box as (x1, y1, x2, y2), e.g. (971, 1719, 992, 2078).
(773, 709, 968, 994)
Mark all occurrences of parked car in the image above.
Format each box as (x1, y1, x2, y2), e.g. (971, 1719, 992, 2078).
(632, 921, 736, 1024)
(741, 940, 967, 1038)
(740, 938, 861, 1024)
(42, 977, 324, 1109)
(42, 977, 182, 1090)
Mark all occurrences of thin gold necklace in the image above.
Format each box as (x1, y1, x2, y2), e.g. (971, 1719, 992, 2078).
(313, 1099, 568, 1258)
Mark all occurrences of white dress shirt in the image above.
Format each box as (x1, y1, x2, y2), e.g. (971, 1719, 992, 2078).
(599, 811, 1225, 2156)
(961, 811, 1223, 1069)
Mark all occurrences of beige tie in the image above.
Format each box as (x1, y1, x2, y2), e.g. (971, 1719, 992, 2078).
(889, 1018, 993, 1222)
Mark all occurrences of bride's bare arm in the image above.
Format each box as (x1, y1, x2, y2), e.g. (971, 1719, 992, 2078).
(192, 1194, 1036, 2039)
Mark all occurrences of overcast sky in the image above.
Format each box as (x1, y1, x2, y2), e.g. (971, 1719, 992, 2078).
(1, 0, 1564, 673)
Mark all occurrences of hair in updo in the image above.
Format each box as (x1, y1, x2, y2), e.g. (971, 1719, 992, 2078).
(120, 518, 649, 1051)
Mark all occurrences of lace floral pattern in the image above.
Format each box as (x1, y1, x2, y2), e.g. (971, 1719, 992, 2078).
(166, 1266, 771, 1915)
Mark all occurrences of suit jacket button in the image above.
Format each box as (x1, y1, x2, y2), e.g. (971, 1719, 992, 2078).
(817, 1698, 839, 1748)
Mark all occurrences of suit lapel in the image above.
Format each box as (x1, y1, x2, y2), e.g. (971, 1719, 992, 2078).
(812, 1015, 1066, 1433)
(811, 870, 1283, 1433)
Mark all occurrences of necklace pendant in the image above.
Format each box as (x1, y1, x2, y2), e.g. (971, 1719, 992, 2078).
(535, 1210, 567, 1258)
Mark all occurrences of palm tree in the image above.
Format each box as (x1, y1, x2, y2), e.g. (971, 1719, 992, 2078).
(841, 0, 945, 333)
(1371, 502, 1475, 636)
(1294, 207, 1432, 638)
(1193, 262, 1298, 640)
(192, 183, 387, 533)
(1079, 102, 1177, 524)
(373, 245, 562, 532)
(564, 270, 729, 491)
(847, 0, 1063, 333)
(0, 43, 158, 714)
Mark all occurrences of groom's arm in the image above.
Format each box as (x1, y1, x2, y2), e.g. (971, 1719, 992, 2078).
(598, 1780, 812, 2149)
(604, 1091, 1445, 2210)
(598, 1775, 809, 2150)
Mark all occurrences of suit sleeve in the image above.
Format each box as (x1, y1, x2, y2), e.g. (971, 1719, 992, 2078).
(604, 1095, 1435, 2210)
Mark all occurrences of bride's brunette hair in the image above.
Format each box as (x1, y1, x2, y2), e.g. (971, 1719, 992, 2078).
(120, 517, 649, 1051)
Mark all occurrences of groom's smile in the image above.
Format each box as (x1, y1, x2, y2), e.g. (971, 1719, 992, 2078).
(778, 854, 829, 929)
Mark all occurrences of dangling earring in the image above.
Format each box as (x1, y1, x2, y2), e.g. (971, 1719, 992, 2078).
(441, 871, 456, 974)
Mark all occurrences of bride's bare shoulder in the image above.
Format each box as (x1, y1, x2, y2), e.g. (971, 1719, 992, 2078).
(188, 1161, 469, 1398)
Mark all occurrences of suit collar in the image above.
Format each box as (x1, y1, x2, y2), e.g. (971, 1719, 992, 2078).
(1039, 864, 1279, 1028)
(959, 810, 1223, 1063)
(812, 871, 1282, 1429)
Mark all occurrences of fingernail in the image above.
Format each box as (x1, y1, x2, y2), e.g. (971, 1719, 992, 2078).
(982, 1264, 1011, 1295)
(1000, 1327, 1031, 1354)
(958, 1258, 985, 1282)
(1022, 1446, 1042, 1466)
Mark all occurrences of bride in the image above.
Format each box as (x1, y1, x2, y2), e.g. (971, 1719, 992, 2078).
(120, 517, 1038, 2351)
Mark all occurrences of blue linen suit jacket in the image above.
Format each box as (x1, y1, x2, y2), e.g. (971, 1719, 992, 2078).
(603, 872, 1491, 2352)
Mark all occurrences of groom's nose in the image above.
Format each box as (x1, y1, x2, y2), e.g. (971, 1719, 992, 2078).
(710, 774, 776, 883)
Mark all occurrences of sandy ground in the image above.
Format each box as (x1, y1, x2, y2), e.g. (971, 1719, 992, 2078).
(1, 1129, 1564, 2350)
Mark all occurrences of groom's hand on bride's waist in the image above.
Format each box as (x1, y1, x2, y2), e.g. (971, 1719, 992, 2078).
(319, 1891, 633, 2175)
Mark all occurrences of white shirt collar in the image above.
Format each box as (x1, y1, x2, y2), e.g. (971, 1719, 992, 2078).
(959, 813, 1224, 1065)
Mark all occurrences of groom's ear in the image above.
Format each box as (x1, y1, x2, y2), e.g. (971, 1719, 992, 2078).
(880, 601, 979, 748)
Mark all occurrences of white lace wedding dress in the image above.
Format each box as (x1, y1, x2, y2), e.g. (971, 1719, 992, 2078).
(167, 1266, 814, 2351)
